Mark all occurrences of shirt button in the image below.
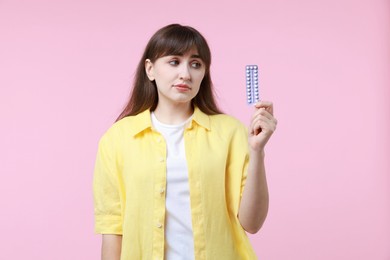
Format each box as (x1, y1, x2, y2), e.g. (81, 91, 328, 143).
(159, 157, 164, 162)
(157, 137, 162, 143)
(160, 188, 165, 194)
(157, 223, 163, 228)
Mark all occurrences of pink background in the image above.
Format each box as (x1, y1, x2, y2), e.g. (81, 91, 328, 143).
(1, 0, 389, 259)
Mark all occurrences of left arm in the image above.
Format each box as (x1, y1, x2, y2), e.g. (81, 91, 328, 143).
(238, 101, 277, 234)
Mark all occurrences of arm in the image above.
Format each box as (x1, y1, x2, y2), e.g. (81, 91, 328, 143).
(94, 134, 124, 259)
(238, 101, 277, 234)
(102, 234, 122, 260)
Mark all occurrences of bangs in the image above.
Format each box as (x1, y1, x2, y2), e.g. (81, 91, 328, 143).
(147, 25, 211, 66)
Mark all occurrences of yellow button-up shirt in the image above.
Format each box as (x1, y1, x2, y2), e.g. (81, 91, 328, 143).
(93, 107, 258, 259)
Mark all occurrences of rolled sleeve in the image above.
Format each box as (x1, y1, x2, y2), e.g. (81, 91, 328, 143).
(93, 133, 123, 234)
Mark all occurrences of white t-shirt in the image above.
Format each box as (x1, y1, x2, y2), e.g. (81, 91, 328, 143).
(151, 112, 195, 260)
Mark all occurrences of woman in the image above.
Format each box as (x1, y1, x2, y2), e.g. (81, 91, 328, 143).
(93, 24, 277, 260)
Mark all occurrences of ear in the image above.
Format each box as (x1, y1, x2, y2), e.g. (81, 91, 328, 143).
(145, 59, 155, 81)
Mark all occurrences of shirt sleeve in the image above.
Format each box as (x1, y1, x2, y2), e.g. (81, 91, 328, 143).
(93, 133, 123, 234)
(237, 124, 250, 199)
(226, 121, 250, 214)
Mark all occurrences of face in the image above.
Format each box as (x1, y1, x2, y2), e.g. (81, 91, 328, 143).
(145, 48, 206, 107)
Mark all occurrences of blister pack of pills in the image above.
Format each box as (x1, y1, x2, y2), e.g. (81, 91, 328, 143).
(246, 65, 259, 105)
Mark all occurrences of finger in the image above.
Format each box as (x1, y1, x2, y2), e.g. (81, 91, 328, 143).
(250, 117, 263, 135)
(260, 112, 278, 127)
(259, 117, 275, 132)
(250, 116, 263, 135)
(251, 107, 268, 120)
(250, 117, 268, 135)
(252, 119, 272, 136)
(252, 117, 277, 135)
(254, 101, 274, 115)
(253, 121, 262, 135)
(254, 100, 273, 109)
(251, 108, 275, 122)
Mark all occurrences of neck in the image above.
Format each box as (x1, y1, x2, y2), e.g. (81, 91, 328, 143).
(153, 102, 193, 125)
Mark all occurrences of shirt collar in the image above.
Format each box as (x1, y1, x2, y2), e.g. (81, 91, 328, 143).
(190, 106, 211, 131)
(129, 106, 211, 137)
(129, 109, 153, 137)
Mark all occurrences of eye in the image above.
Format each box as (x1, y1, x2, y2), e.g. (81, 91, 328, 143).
(191, 61, 203, 69)
(168, 59, 179, 66)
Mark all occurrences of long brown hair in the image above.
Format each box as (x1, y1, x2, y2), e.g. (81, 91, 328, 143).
(116, 24, 222, 121)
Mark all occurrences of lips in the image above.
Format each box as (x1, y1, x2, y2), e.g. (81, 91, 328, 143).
(174, 84, 191, 90)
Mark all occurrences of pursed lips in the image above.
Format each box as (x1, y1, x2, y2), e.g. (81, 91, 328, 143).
(173, 84, 191, 90)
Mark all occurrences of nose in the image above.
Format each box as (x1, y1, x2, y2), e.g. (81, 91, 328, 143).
(179, 64, 191, 81)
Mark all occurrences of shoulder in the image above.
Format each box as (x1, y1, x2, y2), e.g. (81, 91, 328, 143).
(207, 114, 248, 141)
(209, 113, 247, 131)
(102, 117, 131, 138)
(99, 114, 143, 146)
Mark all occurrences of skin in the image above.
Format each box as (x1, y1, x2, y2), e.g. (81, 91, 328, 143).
(102, 235, 121, 260)
(101, 49, 277, 258)
(238, 101, 277, 234)
(145, 48, 205, 124)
